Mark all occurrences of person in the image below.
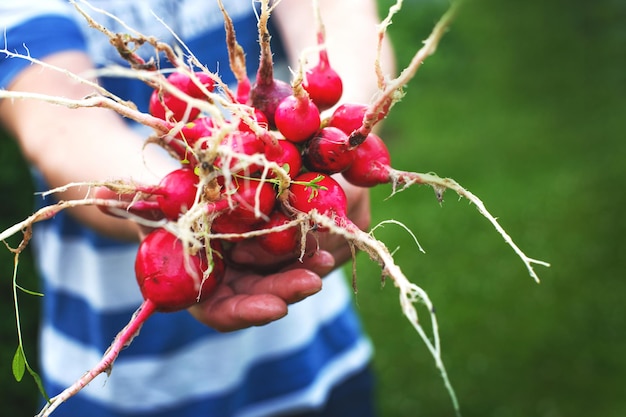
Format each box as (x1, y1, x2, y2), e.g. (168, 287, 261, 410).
(0, 1, 394, 416)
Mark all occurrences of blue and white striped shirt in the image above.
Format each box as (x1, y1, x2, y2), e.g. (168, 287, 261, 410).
(0, 2, 372, 416)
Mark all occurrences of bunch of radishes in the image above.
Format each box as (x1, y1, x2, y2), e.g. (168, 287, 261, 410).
(124, 1, 403, 315)
(0, 1, 550, 416)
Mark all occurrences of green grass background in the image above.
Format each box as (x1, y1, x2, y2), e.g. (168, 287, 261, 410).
(1, 0, 625, 415)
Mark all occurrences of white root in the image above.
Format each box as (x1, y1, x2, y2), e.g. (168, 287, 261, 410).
(308, 212, 461, 416)
(0, 199, 129, 243)
(389, 170, 551, 283)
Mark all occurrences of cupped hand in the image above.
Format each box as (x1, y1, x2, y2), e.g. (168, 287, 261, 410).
(187, 250, 336, 332)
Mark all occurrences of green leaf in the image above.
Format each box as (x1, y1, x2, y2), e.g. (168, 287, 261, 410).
(28, 366, 50, 402)
(12, 346, 25, 382)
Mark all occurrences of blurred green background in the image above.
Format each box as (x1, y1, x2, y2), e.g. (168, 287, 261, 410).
(1, 0, 624, 416)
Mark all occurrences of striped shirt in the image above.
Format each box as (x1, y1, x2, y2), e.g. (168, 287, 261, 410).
(0, 1, 372, 416)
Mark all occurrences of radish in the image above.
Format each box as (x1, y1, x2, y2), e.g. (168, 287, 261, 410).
(129, 168, 199, 220)
(303, 57, 343, 112)
(341, 133, 392, 188)
(339, 132, 444, 193)
(327, 103, 368, 135)
(149, 71, 215, 122)
(272, 17, 322, 143)
(173, 71, 215, 99)
(302, 126, 355, 174)
(302, 6, 343, 111)
(135, 228, 224, 312)
(33, 229, 225, 417)
(274, 92, 321, 143)
(237, 109, 269, 133)
(288, 172, 348, 231)
(216, 130, 266, 176)
(210, 180, 277, 235)
(264, 138, 303, 179)
(177, 116, 215, 147)
(155, 117, 215, 167)
(256, 210, 300, 256)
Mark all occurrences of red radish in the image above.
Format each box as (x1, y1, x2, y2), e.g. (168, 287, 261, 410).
(303, 60, 342, 111)
(31, 226, 226, 416)
(135, 228, 225, 312)
(210, 181, 277, 235)
(154, 169, 199, 220)
(347, 98, 394, 147)
(211, 216, 262, 241)
(177, 116, 215, 147)
(216, 130, 265, 175)
(130, 168, 199, 220)
(327, 103, 368, 135)
(341, 133, 392, 187)
(328, 102, 389, 148)
(302, 126, 355, 174)
(149, 88, 201, 123)
(274, 93, 321, 143)
(237, 109, 269, 133)
(302, 1, 343, 110)
(303, 46, 343, 111)
(236, 77, 252, 105)
(160, 70, 215, 100)
(339, 133, 446, 198)
(161, 117, 215, 166)
(256, 210, 300, 255)
(173, 71, 215, 99)
(265, 139, 303, 179)
(149, 71, 214, 122)
(288, 172, 348, 231)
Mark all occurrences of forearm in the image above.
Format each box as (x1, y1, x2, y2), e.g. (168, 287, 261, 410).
(0, 52, 176, 241)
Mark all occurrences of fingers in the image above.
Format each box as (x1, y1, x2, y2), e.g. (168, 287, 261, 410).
(230, 268, 323, 303)
(284, 250, 336, 277)
(188, 293, 289, 332)
(188, 268, 322, 332)
(228, 237, 337, 277)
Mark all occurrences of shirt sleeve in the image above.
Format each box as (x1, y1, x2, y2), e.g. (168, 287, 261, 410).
(0, 2, 87, 89)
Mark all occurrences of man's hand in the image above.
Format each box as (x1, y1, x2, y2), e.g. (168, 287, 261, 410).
(191, 181, 370, 332)
(187, 250, 336, 332)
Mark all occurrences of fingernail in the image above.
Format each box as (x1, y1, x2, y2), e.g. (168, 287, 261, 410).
(317, 251, 336, 269)
(308, 251, 335, 278)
